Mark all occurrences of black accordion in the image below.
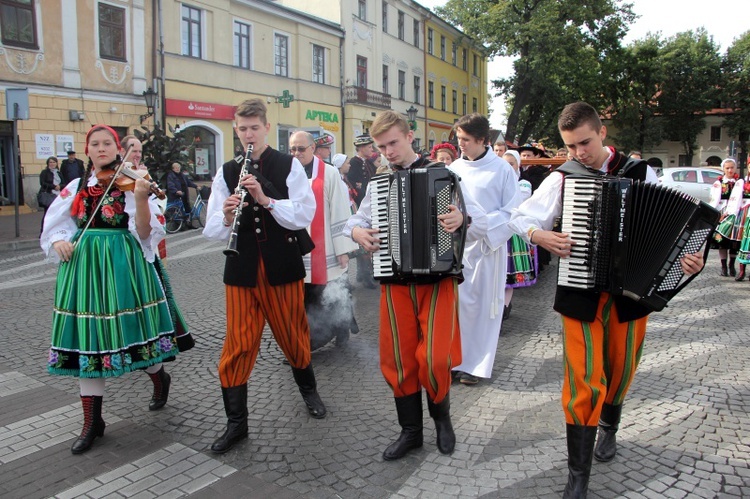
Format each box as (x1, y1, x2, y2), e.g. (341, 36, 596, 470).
(558, 175, 720, 311)
(370, 167, 467, 278)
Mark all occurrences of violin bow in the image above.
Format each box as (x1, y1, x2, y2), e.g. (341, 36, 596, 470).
(72, 145, 134, 249)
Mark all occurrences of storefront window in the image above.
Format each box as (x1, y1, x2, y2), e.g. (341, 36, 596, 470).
(180, 125, 216, 180)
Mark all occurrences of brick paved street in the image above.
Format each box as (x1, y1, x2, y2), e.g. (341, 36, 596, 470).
(0, 228, 748, 498)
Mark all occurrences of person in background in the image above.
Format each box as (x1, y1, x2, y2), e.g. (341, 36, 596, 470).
(556, 147, 569, 159)
(448, 114, 520, 386)
(492, 139, 508, 157)
(501, 150, 536, 320)
(165, 161, 198, 215)
(508, 102, 704, 498)
(203, 98, 327, 455)
(289, 131, 358, 350)
(39, 156, 62, 233)
(314, 133, 335, 164)
(628, 151, 642, 160)
(347, 134, 378, 289)
(345, 110, 487, 460)
(120, 134, 194, 357)
(60, 150, 85, 186)
(41, 125, 179, 454)
(710, 158, 743, 277)
(333, 153, 358, 212)
(430, 142, 458, 166)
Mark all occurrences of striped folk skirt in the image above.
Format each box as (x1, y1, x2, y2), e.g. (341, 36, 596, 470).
(47, 228, 178, 378)
(506, 234, 537, 288)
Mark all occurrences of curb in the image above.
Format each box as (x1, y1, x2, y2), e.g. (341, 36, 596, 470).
(0, 238, 40, 252)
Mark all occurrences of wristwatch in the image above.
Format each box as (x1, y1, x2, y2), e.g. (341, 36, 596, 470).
(264, 198, 275, 211)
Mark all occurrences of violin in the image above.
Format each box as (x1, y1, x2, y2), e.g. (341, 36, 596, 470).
(96, 158, 166, 200)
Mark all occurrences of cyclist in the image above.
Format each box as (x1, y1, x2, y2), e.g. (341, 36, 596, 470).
(166, 162, 198, 215)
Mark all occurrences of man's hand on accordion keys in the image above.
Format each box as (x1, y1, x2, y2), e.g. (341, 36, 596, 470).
(437, 204, 463, 233)
(530, 229, 576, 258)
(351, 226, 381, 253)
(680, 251, 705, 276)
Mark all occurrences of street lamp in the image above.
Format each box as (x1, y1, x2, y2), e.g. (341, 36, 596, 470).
(139, 87, 158, 124)
(406, 105, 418, 131)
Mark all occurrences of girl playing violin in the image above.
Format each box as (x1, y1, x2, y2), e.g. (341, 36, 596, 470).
(40, 125, 179, 455)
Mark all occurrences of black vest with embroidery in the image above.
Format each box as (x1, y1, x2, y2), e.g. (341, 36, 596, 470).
(221, 147, 306, 287)
(553, 152, 652, 323)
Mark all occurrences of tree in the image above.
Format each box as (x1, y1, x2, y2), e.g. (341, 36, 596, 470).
(133, 125, 191, 184)
(722, 30, 750, 175)
(606, 35, 666, 154)
(657, 29, 722, 165)
(436, 0, 635, 144)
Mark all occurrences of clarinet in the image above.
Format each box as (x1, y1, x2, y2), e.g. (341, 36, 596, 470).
(224, 143, 253, 256)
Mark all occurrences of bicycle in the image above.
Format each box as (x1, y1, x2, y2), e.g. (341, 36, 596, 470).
(164, 190, 207, 234)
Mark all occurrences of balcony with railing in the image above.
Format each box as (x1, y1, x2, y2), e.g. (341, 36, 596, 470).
(344, 86, 391, 109)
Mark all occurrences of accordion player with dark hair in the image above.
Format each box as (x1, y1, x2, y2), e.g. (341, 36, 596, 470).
(509, 102, 708, 498)
(345, 110, 488, 462)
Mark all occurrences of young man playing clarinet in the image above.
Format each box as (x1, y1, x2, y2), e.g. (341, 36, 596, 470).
(345, 110, 487, 460)
(203, 98, 327, 455)
(508, 101, 705, 498)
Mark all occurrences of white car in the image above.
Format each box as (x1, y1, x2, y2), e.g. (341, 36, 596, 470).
(657, 167, 722, 203)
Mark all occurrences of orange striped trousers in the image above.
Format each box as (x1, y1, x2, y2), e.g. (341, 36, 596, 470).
(561, 292, 648, 426)
(219, 260, 311, 388)
(379, 279, 461, 404)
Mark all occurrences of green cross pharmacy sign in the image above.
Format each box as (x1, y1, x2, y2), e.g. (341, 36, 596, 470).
(276, 90, 295, 108)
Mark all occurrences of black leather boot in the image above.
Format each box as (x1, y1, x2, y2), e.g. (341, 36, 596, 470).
(71, 396, 105, 454)
(211, 385, 249, 454)
(720, 259, 728, 276)
(736, 263, 746, 281)
(291, 365, 327, 419)
(562, 424, 597, 499)
(147, 366, 171, 411)
(383, 392, 423, 461)
(594, 403, 622, 462)
(427, 393, 455, 455)
(729, 256, 737, 276)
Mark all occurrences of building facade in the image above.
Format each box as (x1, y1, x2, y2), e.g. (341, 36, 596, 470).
(0, 0, 155, 204)
(422, 12, 488, 152)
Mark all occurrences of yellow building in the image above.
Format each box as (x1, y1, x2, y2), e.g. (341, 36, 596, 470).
(0, 1, 155, 205)
(159, 0, 344, 177)
(422, 14, 488, 150)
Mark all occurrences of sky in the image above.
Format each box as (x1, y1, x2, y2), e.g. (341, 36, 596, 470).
(418, 0, 749, 129)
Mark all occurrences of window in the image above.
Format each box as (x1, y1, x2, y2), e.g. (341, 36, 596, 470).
(312, 44, 325, 83)
(233, 20, 251, 69)
(473, 54, 478, 76)
(382, 1, 387, 32)
(398, 70, 405, 100)
(472, 97, 477, 113)
(181, 5, 202, 58)
(440, 35, 445, 61)
(382, 64, 389, 94)
(357, 56, 367, 88)
(99, 3, 126, 61)
(397, 11, 404, 40)
(428, 81, 434, 108)
(274, 33, 289, 76)
(429, 139, 435, 150)
(710, 126, 721, 142)
(451, 43, 457, 66)
(413, 20, 419, 48)
(358, 0, 367, 20)
(702, 170, 721, 184)
(427, 28, 433, 55)
(441, 85, 446, 111)
(462, 48, 467, 70)
(452, 90, 457, 114)
(414, 76, 420, 104)
(0, 0, 37, 49)
(462, 93, 467, 115)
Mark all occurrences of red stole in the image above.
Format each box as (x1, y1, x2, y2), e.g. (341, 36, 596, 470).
(310, 157, 327, 284)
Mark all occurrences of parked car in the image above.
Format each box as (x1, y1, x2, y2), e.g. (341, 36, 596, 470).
(657, 167, 722, 203)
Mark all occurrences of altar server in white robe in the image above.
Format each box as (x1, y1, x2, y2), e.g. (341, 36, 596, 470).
(449, 114, 521, 385)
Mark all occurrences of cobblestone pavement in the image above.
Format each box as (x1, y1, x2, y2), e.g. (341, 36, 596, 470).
(0, 230, 748, 498)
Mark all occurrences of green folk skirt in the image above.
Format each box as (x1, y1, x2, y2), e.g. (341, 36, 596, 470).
(47, 228, 178, 378)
